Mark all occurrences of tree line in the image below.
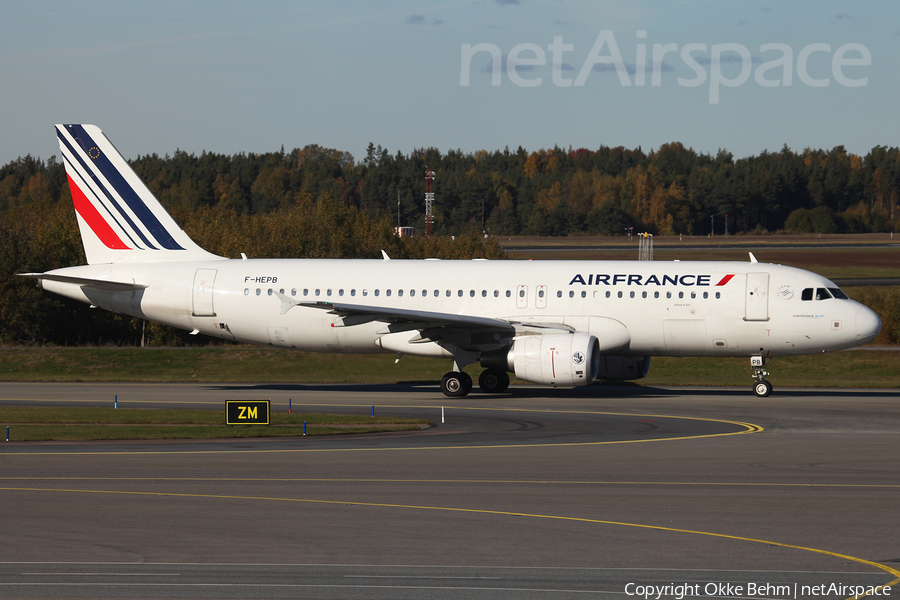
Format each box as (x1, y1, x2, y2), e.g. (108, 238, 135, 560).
(134, 140, 900, 236)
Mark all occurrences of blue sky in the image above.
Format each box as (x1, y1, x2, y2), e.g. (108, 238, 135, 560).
(2, 1, 898, 165)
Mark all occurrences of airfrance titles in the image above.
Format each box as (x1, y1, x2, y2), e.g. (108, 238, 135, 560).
(569, 273, 735, 286)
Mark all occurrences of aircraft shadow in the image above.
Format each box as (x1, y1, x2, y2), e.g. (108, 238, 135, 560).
(203, 381, 897, 400)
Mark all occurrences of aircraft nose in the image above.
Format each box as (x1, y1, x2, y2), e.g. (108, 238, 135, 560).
(855, 305, 882, 344)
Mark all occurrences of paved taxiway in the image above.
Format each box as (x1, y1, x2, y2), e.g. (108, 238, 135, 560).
(0, 382, 898, 599)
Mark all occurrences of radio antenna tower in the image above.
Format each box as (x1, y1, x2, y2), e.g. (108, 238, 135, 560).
(425, 166, 435, 238)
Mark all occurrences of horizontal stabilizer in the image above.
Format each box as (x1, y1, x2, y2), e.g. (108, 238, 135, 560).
(20, 273, 148, 291)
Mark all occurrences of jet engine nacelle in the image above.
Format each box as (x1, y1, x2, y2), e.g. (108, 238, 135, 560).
(506, 333, 600, 387)
(596, 356, 651, 381)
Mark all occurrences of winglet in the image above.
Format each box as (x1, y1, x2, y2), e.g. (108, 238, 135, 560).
(381, 250, 391, 261)
(749, 252, 759, 263)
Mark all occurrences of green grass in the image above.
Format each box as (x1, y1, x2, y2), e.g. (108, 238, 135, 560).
(642, 351, 900, 389)
(0, 347, 897, 389)
(0, 406, 430, 441)
(0, 347, 454, 383)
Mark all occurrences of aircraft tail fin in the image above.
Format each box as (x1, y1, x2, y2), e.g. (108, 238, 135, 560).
(55, 124, 221, 264)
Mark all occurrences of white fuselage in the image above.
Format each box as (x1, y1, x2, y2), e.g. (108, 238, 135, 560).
(40, 258, 881, 359)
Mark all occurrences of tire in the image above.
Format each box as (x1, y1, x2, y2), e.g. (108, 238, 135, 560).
(441, 371, 472, 397)
(478, 369, 510, 393)
(754, 380, 773, 397)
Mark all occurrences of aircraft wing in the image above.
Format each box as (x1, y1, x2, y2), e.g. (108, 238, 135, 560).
(299, 300, 514, 330)
(20, 273, 148, 291)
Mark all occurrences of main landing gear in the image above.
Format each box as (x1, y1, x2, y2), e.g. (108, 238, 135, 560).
(440, 371, 472, 397)
(440, 369, 510, 397)
(751, 355, 773, 397)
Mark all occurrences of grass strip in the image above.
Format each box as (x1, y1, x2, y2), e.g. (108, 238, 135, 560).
(0, 348, 897, 388)
(0, 407, 430, 442)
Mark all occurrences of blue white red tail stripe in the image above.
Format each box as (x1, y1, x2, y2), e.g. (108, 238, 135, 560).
(58, 125, 181, 250)
(54, 124, 221, 265)
(66, 173, 131, 250)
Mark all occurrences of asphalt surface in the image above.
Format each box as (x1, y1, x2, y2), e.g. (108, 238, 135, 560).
(0, 382, 898, 599)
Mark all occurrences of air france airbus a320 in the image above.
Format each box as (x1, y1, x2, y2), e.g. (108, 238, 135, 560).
(23, 125, 882, 397)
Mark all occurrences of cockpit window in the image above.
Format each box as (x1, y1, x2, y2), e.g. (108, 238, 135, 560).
(828, 287, 849, 299)
(801, 288, 813, 301)
(816, 288, 832, 300)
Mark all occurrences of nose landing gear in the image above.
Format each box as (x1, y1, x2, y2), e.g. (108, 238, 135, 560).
(751, 355, 772, 397)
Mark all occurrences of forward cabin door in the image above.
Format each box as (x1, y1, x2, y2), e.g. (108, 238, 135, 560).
(192, 268, 217, 317)
(745, 273, 770, 321)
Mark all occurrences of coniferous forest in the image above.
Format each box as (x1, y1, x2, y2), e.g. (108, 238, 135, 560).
(1, 140, 898, 346)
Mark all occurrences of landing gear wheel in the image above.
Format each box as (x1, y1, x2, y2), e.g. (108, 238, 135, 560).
(478, 369, 510, 393)
(751, 355, 773, 398)
(754, 380, 773, 397)
(441, 371, 473, 397)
